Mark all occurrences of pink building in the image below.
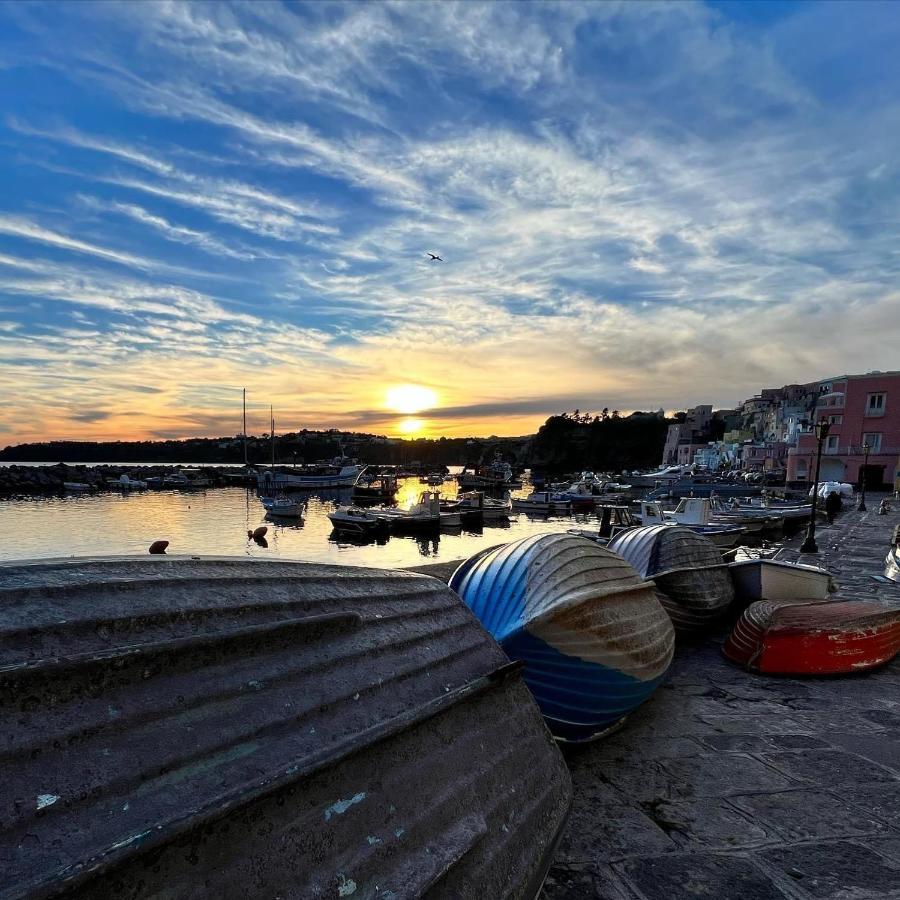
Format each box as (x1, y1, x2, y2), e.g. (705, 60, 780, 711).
(787, 371, 900, 489)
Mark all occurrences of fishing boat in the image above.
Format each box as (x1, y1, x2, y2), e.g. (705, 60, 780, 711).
(609, 525, 734, 634)
(457, 454, 516, 489)
(371, 491, 461, 530)
(455, 490, 513, 521)
(729, 551, 832, 602)
(0, 556, 572, 899)
(327, 505, 385, 535)
(352, 472, 398, 503)
(550, 480, 599, 510)
(449, 534, 675, 742)
(638, 500, 746, 548)
(723, 598, 900, 675)
(512, 491, 572, 515)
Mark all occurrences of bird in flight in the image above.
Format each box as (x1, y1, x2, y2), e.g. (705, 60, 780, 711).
(427, 252, 443, 262)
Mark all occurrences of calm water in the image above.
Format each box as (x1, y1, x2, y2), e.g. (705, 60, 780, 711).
(0, 477, 602, 568)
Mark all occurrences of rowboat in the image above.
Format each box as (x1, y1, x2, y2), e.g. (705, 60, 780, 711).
(729, 554, 831, 602)
(723, 598, 900, 675)
(0, 556, 572, 899)
(608, 525, 734, 633)
(449, 534, 675, 742)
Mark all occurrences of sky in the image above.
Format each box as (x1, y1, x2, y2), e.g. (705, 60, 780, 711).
(0, 0, 898, 444)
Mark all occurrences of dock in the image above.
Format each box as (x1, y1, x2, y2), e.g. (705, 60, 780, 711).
(412, 504, 900, 898)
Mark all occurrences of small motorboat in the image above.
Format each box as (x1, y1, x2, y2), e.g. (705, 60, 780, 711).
(372, 491, 459, 530)
(729, 550, 832, 602)
(609, 525, 734, 634)
(0, 557, 572, 899)
(450, 534, 675, 742)
(638, 500, 746, 548)
(724, 598, 900, 675)
(548, 480, 597, 510)
(352, 473, 398, 503)
(108, 474, 148, 490)
(260, 495, 304, 518)
(512, 491, 572, 515)
(63, 481, 93, 492)
(444, 491, 513, 522)
(327, 505, 385, 535)
(567, 505, 639, 544)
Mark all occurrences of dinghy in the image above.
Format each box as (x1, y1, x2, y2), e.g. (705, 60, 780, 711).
(0, 557, 572, 899)
(723, 598, 900, 675)
(609, 525, 734, 634)
(729, 552, 831, 602)
(449, 534, 675, 742)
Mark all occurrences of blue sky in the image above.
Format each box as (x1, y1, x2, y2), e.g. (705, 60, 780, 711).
(0, 0, 898, 442)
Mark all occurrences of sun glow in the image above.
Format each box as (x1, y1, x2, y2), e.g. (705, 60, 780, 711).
(385, 384, 438, 415)
(397, 417, 426, 436)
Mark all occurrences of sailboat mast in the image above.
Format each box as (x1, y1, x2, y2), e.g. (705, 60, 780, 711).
(242, 388, 248, 466)
(270, 406, 275, 469)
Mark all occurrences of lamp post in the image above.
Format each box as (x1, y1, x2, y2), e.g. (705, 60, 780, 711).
(857, 442, 870, 511)
(800, 418, 831, 554)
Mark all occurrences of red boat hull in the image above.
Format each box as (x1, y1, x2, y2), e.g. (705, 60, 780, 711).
(723, 599, 900, 675)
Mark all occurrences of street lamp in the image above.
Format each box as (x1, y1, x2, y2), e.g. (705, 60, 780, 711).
(857, 442, 871, 511)
(800, 418, 831, 554)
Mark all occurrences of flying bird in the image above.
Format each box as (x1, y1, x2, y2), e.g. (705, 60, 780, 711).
(427, 252, 443, 262)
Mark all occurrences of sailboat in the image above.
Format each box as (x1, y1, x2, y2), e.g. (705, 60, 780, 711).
(259, 408, 303, 518)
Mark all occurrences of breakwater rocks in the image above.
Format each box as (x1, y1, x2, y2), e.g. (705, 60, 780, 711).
(0, 464, 252, 494)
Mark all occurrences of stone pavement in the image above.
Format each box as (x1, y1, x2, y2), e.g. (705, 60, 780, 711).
(541, 503, 900, 899)
(410, 502, 900, 898)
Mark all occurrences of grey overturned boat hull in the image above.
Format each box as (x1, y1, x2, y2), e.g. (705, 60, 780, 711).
(0, 557, 571, 899)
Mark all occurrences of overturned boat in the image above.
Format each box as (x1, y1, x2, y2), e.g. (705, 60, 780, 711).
(449, 534, 675, 742)
(608, 525, 734, 634)
(0, 556, 572, 899)
(723, 598, 900, 675)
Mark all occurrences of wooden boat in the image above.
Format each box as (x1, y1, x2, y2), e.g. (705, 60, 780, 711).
(729, 554, 831, 602)
(723, 598, 900, 675)
(449, 534, 675, 742)
(608, 525, 734, 634)
(0, 556, 572, 899)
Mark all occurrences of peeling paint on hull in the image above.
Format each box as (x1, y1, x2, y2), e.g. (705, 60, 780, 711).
(723, 598, 900, 675)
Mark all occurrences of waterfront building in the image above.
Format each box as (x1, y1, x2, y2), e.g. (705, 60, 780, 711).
(661, 405, 714, 466)
(787, 371, 900, 488)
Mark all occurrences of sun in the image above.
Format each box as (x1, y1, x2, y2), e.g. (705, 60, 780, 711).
(385, 384, 438, 415)
(397, 417, 426, 436)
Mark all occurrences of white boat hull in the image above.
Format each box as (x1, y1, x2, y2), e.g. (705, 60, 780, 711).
(729, 559, 831, 602)
(258, 465, 364, 490)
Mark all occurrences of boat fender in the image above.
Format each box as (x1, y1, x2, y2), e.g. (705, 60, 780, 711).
(148, 540, 169, 555)
(252, 525, 268, 540)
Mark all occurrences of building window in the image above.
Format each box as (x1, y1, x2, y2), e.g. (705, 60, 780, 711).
(828, 415, 842, 425)
(862, 433, 882, 452)
(866, 393, 886, 416)
(825, 435, 839, 453)
(796, 459, 808, 480)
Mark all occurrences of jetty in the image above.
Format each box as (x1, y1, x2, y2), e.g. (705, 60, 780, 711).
(415, 504, 900, 898)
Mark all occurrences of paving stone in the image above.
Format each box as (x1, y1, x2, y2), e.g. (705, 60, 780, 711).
(769, 734, 832, 750)
(830, 781, 900, 828)
(618, 852, 789, 900)
(758, 840, 900, 898)
(556, 802, 676, 863)
(730, 790, 887, 841)
(861, 709, 900, 729)
(599, 759, 693, 803)
(699, 713, 814, 735)
(759, 749, 899, 786)
(660, 753, 795, 798)
(824, 734, 900, 775)
(650, 798, 773, 849)
(863, 836, 900, 864)
(700, 733, 777, 753)
(541, 862, 635, 900)
(585, 736, 705, 763)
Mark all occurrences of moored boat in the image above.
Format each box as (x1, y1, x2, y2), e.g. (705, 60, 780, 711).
(260, 494, 304, 518)
(729, 553, 832, 602)
(723, 598, 900, 674)
(638, 500, 746, 548)
(449, 534, 675, 742)
(609, 525, 734, 634)
(327, 505, 385, 535)
(0, 556, 573, 899)
(512, 491, 572, 515)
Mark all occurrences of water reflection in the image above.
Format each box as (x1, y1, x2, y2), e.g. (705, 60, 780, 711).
(0, 477, 602, 568)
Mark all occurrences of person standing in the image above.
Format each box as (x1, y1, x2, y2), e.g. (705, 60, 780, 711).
(825, 490, 842, 524)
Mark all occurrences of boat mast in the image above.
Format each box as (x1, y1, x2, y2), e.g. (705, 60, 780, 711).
(270, 406, 275, 470)
(242, 388, 248, 466)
